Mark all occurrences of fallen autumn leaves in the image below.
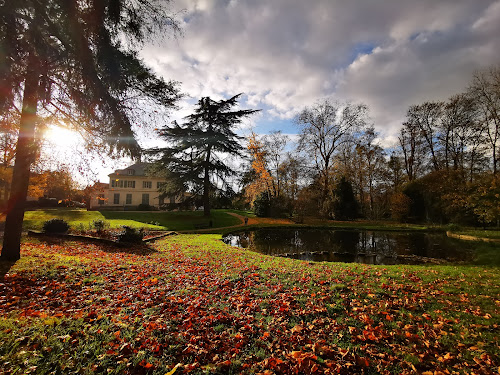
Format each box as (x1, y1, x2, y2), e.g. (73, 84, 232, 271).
(0, 235, 499, 374)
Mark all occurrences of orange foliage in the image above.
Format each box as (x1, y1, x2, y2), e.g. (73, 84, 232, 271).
(245, 132, 274, 204)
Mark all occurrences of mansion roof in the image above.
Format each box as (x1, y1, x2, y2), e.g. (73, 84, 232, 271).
(109, 162, 151, 177)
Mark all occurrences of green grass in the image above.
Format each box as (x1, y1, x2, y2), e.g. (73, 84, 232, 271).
(22, 209, 163, 230)
(100, 209, 241, 230)
(223, 209, 257, 218)
(21, 208, 242, 231)
(0, 235, 498, 374)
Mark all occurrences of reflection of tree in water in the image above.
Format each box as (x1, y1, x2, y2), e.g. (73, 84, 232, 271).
(333, 230, 359, 254)
(358, 232, 398, 256)
(238, 232, 251, 249)
(222, 229, 474, 265)
(252, 229, 297, 255)
(405, 233, 428, 257)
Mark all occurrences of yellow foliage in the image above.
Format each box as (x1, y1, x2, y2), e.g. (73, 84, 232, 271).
(245, 132, 274, 205)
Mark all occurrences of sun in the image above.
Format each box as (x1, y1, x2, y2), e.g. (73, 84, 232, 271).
(44, 124, 83, 150)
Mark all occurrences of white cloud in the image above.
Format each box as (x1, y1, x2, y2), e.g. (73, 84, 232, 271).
(139, 0, 500, 140)
(66, 1, 500, 183)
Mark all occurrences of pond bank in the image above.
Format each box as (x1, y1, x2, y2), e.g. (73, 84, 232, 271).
(446, 231, 500, 243)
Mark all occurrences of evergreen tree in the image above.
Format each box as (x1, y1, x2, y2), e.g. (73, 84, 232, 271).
(0, 0, 181, 260)
(149, 94, 259, 216)
(333, 176, 359, 220)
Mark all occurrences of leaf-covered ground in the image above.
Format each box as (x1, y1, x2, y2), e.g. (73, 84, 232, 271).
(1, 235, 499, 374)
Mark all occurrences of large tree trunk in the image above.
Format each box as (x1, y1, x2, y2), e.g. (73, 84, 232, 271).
(1, 55, 39, 261)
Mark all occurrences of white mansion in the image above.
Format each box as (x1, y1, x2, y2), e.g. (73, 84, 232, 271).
(89, 162, 184, 210)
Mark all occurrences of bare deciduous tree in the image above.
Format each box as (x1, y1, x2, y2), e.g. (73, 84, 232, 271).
(406, 102, 444, 171)
(263, 131, 289, 197)
(295, 99, 368, 204)
(398, 120, 426, 181)
(469, 66, 500, 174)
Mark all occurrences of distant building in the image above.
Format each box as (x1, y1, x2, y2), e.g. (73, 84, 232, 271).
(89, 162, 186, 210)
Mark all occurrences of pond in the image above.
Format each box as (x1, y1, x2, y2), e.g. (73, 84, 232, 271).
(222, 228, 476, 265)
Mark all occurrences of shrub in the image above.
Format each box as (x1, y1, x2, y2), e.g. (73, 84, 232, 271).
(268, 195, 292, 218)
(91, 219, 110, 233)
(75, 223, 86, 232)
(253, 193, 293, 218)
(117, 226, 144, 244)
(332, 177, 359, 220)
(253, 192, 270, 217)
(390, 192, 412, 222)
(137, 203, 153, 211)
(446, 223, 462, 232)
(42, 218, 70, 234)
(160, 203, 179, 211)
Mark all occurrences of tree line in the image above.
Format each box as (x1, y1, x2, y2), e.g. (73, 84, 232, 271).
(241, 67, 499, 226)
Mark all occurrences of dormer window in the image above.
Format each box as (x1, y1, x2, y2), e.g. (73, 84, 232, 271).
(127, 169, 135, 175)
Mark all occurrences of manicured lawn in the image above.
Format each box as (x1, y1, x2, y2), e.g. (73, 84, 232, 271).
(22, 208, 108, 229)
(22, 209, 163, 230)
(224, 209, 257, 218)
(0, 235, 498, 374)
(21, 209, 242, 231)
(100, 209, 241, 230)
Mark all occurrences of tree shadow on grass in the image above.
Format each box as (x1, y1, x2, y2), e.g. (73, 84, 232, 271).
(33, 235, 159, 256)
(101, 243, 159, 256)
(0, 258, 16, 280)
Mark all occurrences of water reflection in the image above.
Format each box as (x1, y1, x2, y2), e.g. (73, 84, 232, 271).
(222, 228, 474, 265)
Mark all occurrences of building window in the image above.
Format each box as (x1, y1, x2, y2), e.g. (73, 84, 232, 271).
(125, 180, 135, 188)
(126, 194, 132, 204)
(113, 193, 120, 204)
(127, 169, 135, 175)
(98, 194, 104, 205)
(111, 179, 124, 188)
(143, 181, 152, 189)
(142, 193, 149, 205)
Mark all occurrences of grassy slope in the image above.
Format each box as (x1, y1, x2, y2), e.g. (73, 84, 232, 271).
(0, 235, 498, 374)
(21, 209, 241, 231)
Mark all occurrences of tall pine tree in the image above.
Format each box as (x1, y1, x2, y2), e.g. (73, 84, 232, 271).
(149, 94, 258, 216)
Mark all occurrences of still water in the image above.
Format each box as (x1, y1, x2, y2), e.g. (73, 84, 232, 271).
(222, 228, 475, 265)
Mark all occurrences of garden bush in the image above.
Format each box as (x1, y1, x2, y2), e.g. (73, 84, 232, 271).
(42, 218, 70, 233)
(253, 192, 270, 217)
(117, 226, 144, 244)
(445, 223, 462, 232)
(91, 219, 110, 233)
(137, 203, 153, 211)
(253, 193, 292, 218)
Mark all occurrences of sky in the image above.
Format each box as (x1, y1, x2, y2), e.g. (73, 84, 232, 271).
(51, 0, 500, 184)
